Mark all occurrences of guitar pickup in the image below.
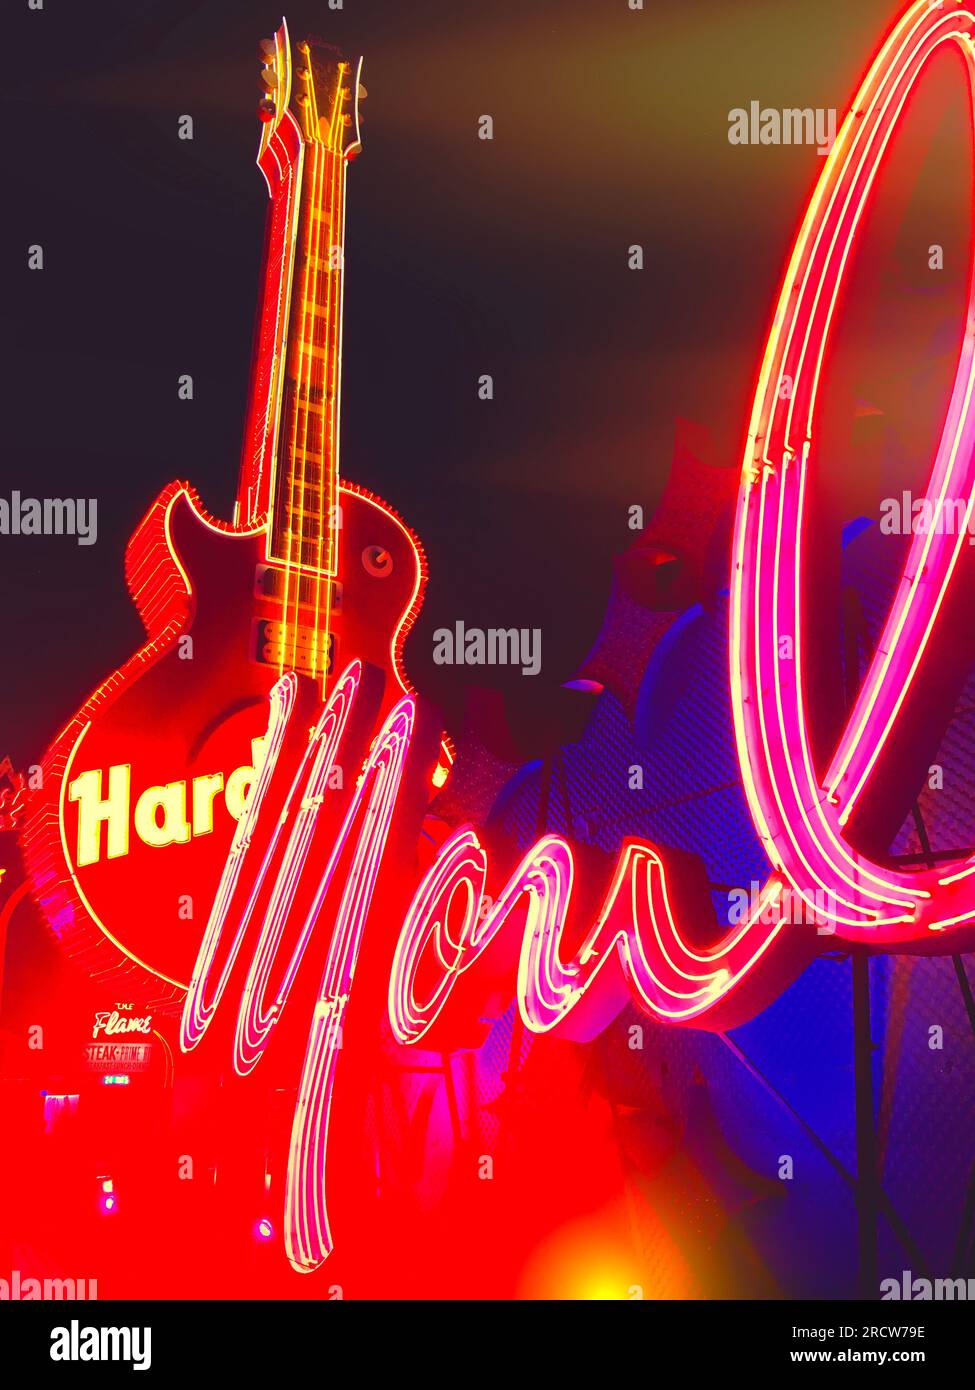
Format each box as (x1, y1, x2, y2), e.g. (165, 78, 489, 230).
(253, 618, 336, 678)
(255, 564, 342, 612)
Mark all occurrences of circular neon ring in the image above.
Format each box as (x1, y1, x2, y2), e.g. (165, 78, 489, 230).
(732, 0, 975, 944)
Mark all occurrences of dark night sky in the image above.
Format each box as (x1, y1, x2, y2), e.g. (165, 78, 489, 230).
(2, 0, 968, 766)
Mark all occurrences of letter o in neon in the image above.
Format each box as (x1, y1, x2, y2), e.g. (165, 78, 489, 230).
(733, 0, 975, 947)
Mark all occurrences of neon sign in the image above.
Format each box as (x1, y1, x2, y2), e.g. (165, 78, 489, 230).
(85, 1007, 154, 1073)
(27, 1, 975, 1273)
(22, 29, 440, 994)
(91, 1011, 153, 1040)
(392, 0, 975, 1046)
(85, 1045, 152, 1074)
(67, 741, 265, 866)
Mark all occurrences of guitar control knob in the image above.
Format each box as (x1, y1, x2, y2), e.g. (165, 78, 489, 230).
(362, 546, 393, 578)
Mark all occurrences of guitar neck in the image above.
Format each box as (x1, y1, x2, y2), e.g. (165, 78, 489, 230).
(237, 81, 354, 592)
(235, 113, 303, 530)
(267, 139, 347, 579)
(236, 32, 364, 693)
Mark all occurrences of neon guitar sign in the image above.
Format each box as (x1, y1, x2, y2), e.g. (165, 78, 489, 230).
(21, 2, 975, 1271)
(24, 24, 443, 993)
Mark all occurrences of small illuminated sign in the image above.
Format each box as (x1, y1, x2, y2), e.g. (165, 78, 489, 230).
(84, 1042, 151, 1073)
(91, 1009, 153, 1040)
(85, 1005, 154, 1073)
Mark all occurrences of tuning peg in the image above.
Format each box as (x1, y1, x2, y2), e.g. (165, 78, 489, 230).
(260, 67, 277, 90)
(358, 83, 368, 100)
(257, 97, 276, 123)
(259, 38, 276, 63)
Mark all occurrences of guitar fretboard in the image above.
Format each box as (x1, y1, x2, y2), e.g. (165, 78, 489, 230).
(267, 140, 345, 581)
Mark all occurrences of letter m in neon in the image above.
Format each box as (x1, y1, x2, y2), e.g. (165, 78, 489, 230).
(179, 661, 416, 1271)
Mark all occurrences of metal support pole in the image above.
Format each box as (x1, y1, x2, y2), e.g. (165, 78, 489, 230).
(853, 953, 879, 1298)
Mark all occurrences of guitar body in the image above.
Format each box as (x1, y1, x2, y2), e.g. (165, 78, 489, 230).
(23, 478, 425, 993)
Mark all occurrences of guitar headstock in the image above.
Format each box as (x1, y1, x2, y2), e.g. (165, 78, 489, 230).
(256, 21, 293, 155)
(257, 19, 364, 163)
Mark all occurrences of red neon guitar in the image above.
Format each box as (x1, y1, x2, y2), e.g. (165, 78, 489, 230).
(23, 23, 439, 995)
